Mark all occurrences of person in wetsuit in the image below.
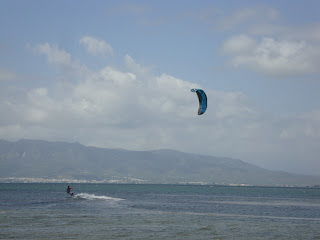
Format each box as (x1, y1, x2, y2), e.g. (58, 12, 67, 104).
(66, 186, 72, 195)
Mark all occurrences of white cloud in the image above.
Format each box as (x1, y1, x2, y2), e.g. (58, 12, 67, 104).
(211, 90, 255, 120)
(223, 35, 319, 77)
(202, 5, 320, 79)
(124, 54, 153, 77)
(80, 36, 113, 57)
(33, 43, 89, 75)
(34, 43, 72, 66)
(222, 34, 257, 55)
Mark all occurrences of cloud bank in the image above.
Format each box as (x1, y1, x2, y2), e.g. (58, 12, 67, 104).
(1, 36, 319, 175)
(215, 7, 320, 78)
(222, 35, 318, 77)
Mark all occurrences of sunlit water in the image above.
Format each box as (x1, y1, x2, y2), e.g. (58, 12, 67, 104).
(1, 183, 320, 239)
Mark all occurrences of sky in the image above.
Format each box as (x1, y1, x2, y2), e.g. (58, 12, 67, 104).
(1, 0, 320, 175)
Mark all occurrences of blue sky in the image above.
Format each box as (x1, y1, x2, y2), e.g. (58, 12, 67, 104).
(1, 0, 320, 175)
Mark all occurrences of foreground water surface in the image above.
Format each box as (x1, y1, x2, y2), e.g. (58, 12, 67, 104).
(1, 183, 320, 239)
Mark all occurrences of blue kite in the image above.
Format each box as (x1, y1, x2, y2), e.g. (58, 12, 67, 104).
(191, 89, 207, 115)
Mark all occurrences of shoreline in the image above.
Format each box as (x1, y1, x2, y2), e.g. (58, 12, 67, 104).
(1, 177, 319, 188)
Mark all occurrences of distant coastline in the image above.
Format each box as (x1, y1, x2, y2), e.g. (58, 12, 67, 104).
(1, 177, 320, 188)
(1, 139, 320, 187)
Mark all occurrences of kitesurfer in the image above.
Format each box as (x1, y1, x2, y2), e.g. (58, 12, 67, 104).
(66, 186, 72, 195)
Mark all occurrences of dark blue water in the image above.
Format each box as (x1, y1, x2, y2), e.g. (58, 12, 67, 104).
(1, 183, 320, 239)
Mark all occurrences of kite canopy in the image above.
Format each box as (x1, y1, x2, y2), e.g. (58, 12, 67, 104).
(191, 89, 207, 115)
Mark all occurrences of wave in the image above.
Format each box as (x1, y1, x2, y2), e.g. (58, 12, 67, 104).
(73, 193, 124, 201)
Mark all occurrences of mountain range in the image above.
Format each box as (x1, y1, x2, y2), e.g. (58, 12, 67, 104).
(0, 139, 319, 186)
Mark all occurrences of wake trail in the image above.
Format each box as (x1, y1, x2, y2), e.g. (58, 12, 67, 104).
(73, 193, 124, 202)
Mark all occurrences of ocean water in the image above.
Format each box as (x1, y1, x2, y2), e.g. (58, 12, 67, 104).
(1, 183, 320, 239)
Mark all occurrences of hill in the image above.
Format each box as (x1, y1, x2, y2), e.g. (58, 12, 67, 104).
(0, 139, 319, 186)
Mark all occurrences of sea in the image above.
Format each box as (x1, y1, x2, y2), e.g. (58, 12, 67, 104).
(1, 183, 320, 240)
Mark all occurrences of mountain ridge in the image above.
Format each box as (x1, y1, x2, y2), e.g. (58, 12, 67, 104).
(0, 139, 319, 186)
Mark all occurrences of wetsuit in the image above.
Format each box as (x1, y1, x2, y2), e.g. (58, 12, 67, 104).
(66, 186, 72, 194)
